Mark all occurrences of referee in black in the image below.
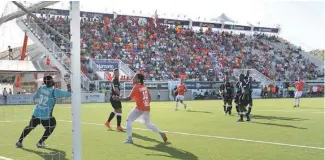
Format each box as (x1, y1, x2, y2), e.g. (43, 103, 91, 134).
(105, 68, 124, 131)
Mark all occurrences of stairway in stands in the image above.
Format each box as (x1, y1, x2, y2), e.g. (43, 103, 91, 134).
(16, 17, 90, 91)
(233, 69, 274, 86)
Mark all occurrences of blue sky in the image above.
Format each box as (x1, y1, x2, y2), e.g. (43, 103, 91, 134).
(0, 0, 324, 52)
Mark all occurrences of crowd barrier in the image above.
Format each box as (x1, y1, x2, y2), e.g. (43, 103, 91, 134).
(0, 93, 105, 105)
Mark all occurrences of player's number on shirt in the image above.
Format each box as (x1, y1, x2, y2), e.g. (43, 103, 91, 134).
(39, 95, 49, 106)
(142, 90, 149, 106)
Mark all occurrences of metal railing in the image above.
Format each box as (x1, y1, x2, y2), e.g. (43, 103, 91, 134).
(80, 72, 90, 91)
(89, 59, 109, 80)
(233, 69, 274, 86)
(21, 17, 71, 71)
(119, 61, 135, 77)
(19, 17, 95, 91)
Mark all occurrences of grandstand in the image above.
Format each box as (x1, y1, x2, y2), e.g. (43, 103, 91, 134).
(3, 7, 321, 92)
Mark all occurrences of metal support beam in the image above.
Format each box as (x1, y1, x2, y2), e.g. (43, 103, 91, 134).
(12, 1, 70, 43)
(0, 1, 58, 26)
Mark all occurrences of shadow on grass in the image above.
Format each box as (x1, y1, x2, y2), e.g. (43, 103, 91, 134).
(186, 110, 212, 114)
(252, 121, 307, 130)
(133, 133, 198, 160)
(20, 147, 68, 160)
(252, 115, 308, 121)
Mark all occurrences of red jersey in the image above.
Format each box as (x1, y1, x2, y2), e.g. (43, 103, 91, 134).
(295, 81, 305, 92)
(129, 84, 150, 111)
(177, 84, 187, 96)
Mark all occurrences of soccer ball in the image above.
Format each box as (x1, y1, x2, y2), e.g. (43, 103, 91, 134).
(138, 18, 147, 26)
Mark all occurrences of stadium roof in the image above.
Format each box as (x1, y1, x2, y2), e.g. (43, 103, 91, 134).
(211, 13, 235, 23)
(0, 1, 59, 26)
(0, 60, 57, 75)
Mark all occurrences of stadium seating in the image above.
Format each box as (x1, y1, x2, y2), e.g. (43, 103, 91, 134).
(31, 13, 322, 82)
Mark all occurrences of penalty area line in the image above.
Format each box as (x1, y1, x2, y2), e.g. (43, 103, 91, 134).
(57, 120, 324, 150)
(0, 156, 13, 160)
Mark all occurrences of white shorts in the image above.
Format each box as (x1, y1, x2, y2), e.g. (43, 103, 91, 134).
(127, 108, 150, 124)
(295, 91, 303, 98)
(176, 95, 184, 101)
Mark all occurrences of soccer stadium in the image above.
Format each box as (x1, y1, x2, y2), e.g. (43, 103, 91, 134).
(0, 1, 324, 160)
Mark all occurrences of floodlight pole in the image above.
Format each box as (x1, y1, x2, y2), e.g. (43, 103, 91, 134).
(70, 2, 82, 160)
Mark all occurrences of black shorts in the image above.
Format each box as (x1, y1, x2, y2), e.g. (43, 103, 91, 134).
(110, 97, 122, 109)
(29, 116, 56, 128)
(239, 95, 249, 107)
(223, 97, 233, 105)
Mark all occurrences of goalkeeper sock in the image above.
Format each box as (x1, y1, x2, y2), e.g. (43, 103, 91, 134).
(38, 126, 55, 143)
(107, 112, 115, 122)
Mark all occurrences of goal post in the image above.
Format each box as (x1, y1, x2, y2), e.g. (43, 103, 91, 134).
(70, 2, 82, 160)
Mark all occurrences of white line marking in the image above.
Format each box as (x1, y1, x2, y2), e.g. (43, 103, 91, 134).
(57, 120, 324, 150)
(0, 120, 28, 123)
(0, 119, 323, 150)
(256, 110, 324, 114)
(56, 105, 325, 114)
(0, 156, 13, 160)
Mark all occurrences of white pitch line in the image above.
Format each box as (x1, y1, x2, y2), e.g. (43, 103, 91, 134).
(57, 120, 324, 150)
(55, 105, 325, 114)
(0, 156, 13, 160)
(256, 110, 324, 114)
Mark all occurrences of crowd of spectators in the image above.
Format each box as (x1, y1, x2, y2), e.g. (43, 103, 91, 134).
(32, 12, 322, 82)
(308, 49, 324, 61)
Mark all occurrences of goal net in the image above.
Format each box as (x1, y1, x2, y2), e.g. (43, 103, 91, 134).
(0, 1, 80, 160)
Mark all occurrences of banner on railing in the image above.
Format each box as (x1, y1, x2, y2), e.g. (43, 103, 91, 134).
(98, 81, 168, 90)
(93, 60, 119, 72)
(7, 94, 34, 105)
(122, 82, 168, 90)
(98, 80, 261, 92)
(81, 93, 105, 103)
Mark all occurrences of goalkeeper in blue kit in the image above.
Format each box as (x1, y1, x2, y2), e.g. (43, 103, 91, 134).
(16, 75, 71, 148)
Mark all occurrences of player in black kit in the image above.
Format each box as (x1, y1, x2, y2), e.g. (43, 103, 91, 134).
(234, 71, 250, 115)
(219, 76, 234, 115)
(105, 68, 124, 131)
(237, 73, 251, 122)
(246, 77, 253, 118)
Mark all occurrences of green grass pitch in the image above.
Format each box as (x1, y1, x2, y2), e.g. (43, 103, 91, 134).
(0, 98, 324, 160)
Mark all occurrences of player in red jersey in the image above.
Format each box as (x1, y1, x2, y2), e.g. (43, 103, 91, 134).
(293, 77, 305, 107)
(174, 79, 187, 111)
(113, 73, 167, 144)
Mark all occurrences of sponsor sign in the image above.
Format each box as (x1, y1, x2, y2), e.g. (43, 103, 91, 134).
(93, 60, 119, 72)
(7, 94, 33, 105)
(81, 93, 105, 103)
